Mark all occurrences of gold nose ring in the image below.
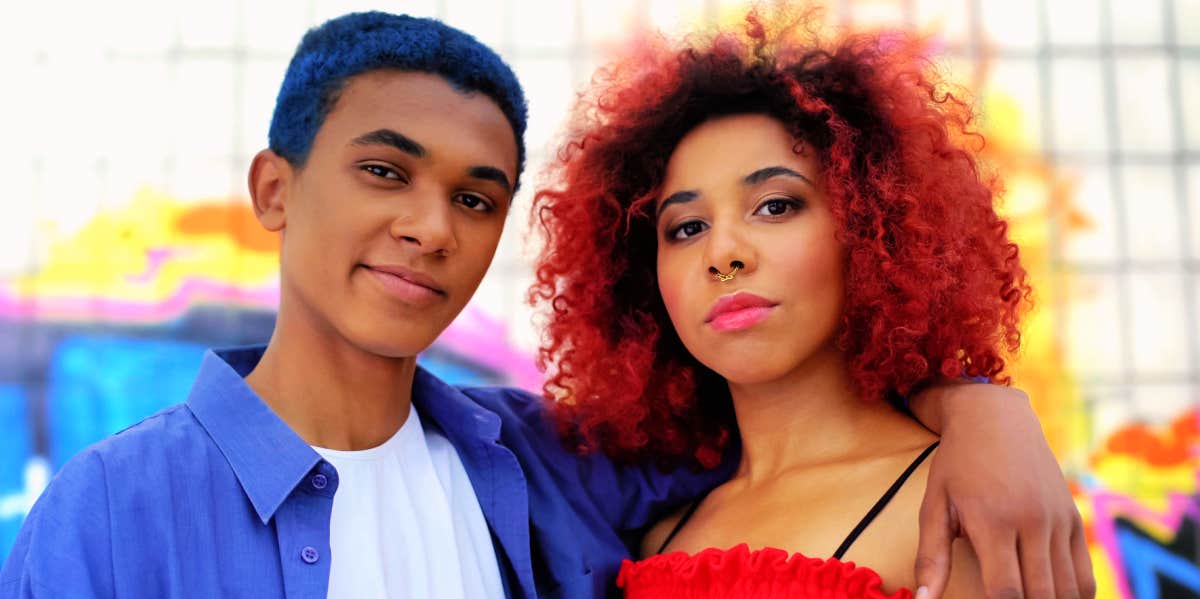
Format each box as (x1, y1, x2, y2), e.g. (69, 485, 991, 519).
(711, 264, 740, 282)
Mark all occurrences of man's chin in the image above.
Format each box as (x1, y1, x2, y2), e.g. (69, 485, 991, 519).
(331, 304, 459, 360)
(352, 336, 439, 360)
(338, 320, 443, 360)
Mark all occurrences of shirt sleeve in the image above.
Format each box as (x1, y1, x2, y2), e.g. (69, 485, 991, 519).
(0, 450, 116, 598)
(485, 386, 734, 532)
(577, 444, 735, 532)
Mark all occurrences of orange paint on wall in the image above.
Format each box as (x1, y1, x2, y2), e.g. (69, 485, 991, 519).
(1101, 410, 1199, 468)
(174, 203, 279, 254)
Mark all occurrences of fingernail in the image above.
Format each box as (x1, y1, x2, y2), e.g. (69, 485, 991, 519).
(915, 586, 929, 599)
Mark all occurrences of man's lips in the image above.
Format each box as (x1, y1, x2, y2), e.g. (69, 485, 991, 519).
(705, 291, 778, 332)
(361, 264, 446, 305)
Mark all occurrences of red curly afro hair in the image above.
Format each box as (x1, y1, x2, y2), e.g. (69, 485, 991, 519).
(529, 7, 1031, 468)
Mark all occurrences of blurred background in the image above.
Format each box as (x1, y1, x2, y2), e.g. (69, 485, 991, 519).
(0, 0, 1195, 596)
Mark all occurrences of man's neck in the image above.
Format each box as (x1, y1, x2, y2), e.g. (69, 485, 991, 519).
(245, 309, 418, 451)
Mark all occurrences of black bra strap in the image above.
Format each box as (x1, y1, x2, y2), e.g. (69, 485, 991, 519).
(656, 488, 711, 554)
(657, 441, 939, 558)
(832, 441, 940, 560)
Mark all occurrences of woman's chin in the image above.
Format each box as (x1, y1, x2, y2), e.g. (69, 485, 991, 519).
(707, 362, 792, 387)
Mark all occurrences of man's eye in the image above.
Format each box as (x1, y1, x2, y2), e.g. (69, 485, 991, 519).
(456, 193, 493, 213)
(670, 221, 707, 240)
(361, 164, 404, 181)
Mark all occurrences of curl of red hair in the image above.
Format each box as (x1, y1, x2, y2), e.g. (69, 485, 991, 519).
(529, 8, 1031, 468)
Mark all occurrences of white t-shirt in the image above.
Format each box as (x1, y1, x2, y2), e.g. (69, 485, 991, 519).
(312, 407, 505, 598)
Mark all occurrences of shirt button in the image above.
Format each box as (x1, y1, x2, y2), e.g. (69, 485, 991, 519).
(311, 473, 328, 490)
(300, 546, 320, 564)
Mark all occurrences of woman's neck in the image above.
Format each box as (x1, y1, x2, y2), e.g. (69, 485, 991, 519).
(728, 346, 920, 484)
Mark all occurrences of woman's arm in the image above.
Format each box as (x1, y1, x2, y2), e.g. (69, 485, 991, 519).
(908, 383, 1094, 599)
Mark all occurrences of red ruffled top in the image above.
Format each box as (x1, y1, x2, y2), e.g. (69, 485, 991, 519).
(618, 544, 912, 599)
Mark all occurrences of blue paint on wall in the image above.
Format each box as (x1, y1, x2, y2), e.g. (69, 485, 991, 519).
(0, 385, 32, 565)
(1118, 523, 1200, 599)
(46, 335, 208, 469)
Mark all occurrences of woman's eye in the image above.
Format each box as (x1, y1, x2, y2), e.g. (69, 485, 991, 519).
(670, 221, 707, 240)
(456, 193, 493, 213)
(361, 164, 404, 181)
(755, 198, 801, 217)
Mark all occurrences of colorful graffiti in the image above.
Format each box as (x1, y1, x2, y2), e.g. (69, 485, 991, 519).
(1080, 410, 1200, 598)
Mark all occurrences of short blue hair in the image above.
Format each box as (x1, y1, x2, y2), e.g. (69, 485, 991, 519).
(268, 12, 528, 184)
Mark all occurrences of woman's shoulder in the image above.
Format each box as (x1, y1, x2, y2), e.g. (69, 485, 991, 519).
(639, 501, 693, 557)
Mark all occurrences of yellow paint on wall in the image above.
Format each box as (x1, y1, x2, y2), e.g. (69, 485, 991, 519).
(7, 188, 278, 304)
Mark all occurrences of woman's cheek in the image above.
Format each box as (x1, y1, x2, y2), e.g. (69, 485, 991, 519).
(657, 260, 691, 330)
(658, 273, 682, 320)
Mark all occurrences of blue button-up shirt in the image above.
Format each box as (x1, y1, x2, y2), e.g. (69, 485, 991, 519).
(0, 347, 730, 598)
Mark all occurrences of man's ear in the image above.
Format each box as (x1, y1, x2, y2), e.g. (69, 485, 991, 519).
(248, 149, 293, 232)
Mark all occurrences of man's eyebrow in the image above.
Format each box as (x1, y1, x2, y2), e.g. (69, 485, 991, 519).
(468, 166, 512, 194)
(657, 190, 699, 216)
(349, 129, 426, 158)
(743, 165, 814, 187)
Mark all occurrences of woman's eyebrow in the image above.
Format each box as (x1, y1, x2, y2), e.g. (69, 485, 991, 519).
(657, 190, 699, 215)
(743, 165, 814, 187)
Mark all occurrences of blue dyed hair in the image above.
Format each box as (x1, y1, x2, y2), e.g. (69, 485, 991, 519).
(268, 12, 528, 185)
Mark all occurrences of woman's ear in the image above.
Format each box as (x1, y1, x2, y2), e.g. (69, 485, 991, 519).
(247, 149, 292, 232)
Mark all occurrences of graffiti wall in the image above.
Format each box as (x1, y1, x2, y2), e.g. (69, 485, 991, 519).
(1, 1, 1196, 596)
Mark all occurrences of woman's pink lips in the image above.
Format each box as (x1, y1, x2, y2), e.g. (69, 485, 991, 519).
(705, 292, 778, 332)
(363, 265, 445, 306)
(708, 306, 775, 331)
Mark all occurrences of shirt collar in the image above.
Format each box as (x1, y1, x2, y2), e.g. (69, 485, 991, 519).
(183, 345, 505, 527)
(410, 366, 501, 443)
(185, 346, 322, 525)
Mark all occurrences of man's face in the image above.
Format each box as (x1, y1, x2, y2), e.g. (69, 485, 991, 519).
(270, 70, 518, 358)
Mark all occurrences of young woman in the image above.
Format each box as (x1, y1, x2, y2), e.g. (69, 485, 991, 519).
(531, 9, 1088, 598)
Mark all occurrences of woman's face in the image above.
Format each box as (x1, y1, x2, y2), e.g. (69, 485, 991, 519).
(655, 113, 846, 385)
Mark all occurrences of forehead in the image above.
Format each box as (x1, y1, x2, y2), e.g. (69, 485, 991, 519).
(317, 70, 518, 174)
(664, 113, 813, 185)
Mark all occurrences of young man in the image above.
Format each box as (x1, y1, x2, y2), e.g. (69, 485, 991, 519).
(1, 12, 1092, 599)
